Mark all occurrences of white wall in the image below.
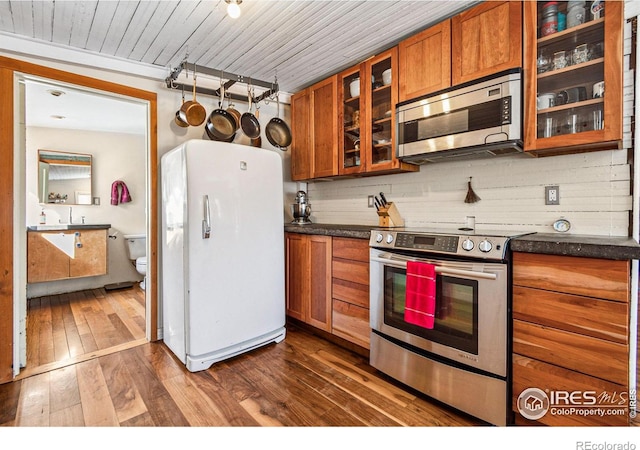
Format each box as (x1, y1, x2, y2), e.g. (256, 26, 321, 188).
(25, 127, 147, 297)
(307, 150, 631, 236)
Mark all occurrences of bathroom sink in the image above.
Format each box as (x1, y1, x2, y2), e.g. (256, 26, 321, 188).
(28, 223, 111, 231)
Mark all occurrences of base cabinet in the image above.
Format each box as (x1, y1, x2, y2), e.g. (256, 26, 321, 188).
(511, 252, 630, 426)
(331, 237, 370, 349)
(285, 233, 370, 349)
(27, 229, 108, 282)
(285, 233, 332, 331)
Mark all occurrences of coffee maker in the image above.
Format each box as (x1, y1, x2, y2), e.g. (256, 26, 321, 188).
(291, 190, 311, 224)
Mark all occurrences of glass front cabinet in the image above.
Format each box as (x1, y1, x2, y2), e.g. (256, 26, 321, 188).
(524, 1, 622, 154)
(338, 48, 418, 175)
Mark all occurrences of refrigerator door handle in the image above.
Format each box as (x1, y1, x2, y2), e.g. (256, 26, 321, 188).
(202, 195, 211, 239)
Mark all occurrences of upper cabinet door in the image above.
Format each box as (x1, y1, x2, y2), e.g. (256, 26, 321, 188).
(523, 1, 623, 154)
(310, 76, 338, 179)
(451, 1, 522, 86)
(398, 19, 451, 102)
(290, 89, 311, 181)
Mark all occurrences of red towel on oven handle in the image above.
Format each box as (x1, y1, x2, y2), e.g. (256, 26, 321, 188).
(404, 261, 436, 329)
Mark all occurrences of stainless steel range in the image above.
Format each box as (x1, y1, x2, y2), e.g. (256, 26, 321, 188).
(369, 227, 532, 426)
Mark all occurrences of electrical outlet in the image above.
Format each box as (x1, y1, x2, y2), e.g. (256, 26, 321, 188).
(545, 186, 559, 205)
(368, 195, 375, 208)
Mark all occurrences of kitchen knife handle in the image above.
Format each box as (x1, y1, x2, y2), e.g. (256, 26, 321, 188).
(379, 192, 388, 205)
(202, 195, 211, 239)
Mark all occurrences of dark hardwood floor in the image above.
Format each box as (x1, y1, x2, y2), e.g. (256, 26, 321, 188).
(1, 310, 483, 426)
(2, 287, 636, 428)
(21, 286, 146, 379)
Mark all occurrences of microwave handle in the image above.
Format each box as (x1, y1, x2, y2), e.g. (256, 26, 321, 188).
(370, 253, 497, 281)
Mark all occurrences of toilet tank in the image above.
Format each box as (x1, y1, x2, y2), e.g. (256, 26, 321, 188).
(124, 234, 146, 260)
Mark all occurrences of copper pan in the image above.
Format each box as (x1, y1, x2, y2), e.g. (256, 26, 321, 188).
(178, 70, 206, 126)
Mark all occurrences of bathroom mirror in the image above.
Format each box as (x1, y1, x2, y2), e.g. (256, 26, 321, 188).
(38, 149, 92, 205)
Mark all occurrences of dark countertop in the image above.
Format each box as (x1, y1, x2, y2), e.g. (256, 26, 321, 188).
(510, 233, 640, 261)
(284, 223, 373, 239)
(285, 223, 640, 261)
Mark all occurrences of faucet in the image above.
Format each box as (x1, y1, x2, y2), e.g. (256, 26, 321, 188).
(69, 206, 73, 224)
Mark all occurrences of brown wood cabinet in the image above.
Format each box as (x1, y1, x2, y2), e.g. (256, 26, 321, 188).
(451, 1, 522, 86)
(290, 89, 311, 181)
(523, 1, 623, 154)
(285, 234, 370, 349)
(285, 233, 332, 331)
(398, 20, 452, 102)
(338, 48, 418, 177)
(331, 237, 370, 349)
(397, 1, 520, 101)
(27, 229, 108, 282)
(290, 76, 339, 181)
(511, 252, 630, 426)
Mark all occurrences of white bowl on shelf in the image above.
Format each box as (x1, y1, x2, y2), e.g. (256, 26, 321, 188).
(382, 69, 392, 85)
(349, 78, 360, 97)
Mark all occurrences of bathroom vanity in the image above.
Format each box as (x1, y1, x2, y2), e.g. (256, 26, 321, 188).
(27, 224, 110, 282)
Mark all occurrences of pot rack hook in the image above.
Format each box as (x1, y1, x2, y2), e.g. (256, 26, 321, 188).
(218, 71, 225, 107)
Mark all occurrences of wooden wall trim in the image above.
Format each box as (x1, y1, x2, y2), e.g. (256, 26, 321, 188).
(0, 67, 15, 383)
(0, 55, 158, 383)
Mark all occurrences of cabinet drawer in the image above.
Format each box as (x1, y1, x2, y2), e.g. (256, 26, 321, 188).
(512, 354, 629, 426)
(512, 252, 629, 303)
(332, 299, 369, 349)
(332, 278, 368, 309)
(513, 320, 628, 386)
(332, 237, 369, 262)
(513, 286, 628, 344)
(332, 258, 368, 285)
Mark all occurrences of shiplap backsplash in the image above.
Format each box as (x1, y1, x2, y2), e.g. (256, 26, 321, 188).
(306, 3, 637, 238)
(307, 150, 631, 236)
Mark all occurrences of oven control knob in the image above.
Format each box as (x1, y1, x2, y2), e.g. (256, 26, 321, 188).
(461, 238, 474, 251)
(385, 234, 394, 244)
(375, 233, 384, 243)
(479, 239, 493, 253)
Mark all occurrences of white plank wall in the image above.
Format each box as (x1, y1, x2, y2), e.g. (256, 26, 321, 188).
(307, 150, 631, 236)
(306, 2, 638, 238)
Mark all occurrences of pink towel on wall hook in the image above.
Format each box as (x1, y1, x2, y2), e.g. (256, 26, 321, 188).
(111, 180, 132, 205)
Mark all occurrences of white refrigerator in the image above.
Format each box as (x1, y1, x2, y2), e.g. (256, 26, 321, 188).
(161, 139, 286, 372)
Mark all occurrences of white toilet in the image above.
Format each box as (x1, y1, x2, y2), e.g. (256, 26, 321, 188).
(124, 234, 147, 290)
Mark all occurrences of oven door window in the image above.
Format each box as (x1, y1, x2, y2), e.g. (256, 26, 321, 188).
(383, 266, 478, 354)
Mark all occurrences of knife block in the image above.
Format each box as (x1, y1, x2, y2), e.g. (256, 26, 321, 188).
(377, 202, 404, 227)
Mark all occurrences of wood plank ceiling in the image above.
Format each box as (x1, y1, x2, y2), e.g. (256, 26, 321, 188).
(0, 0, 475, 93)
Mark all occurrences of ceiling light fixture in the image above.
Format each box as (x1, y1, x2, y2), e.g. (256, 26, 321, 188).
(225, 0, 242, 19)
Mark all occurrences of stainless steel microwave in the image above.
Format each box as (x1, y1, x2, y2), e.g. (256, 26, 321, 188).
(397, 69, 524, 164)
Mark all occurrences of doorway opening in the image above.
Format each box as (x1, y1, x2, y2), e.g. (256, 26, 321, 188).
(10, 67, 157, 380)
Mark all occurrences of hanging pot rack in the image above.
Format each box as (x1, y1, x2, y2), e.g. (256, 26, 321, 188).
(165, 59, 278, 105)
